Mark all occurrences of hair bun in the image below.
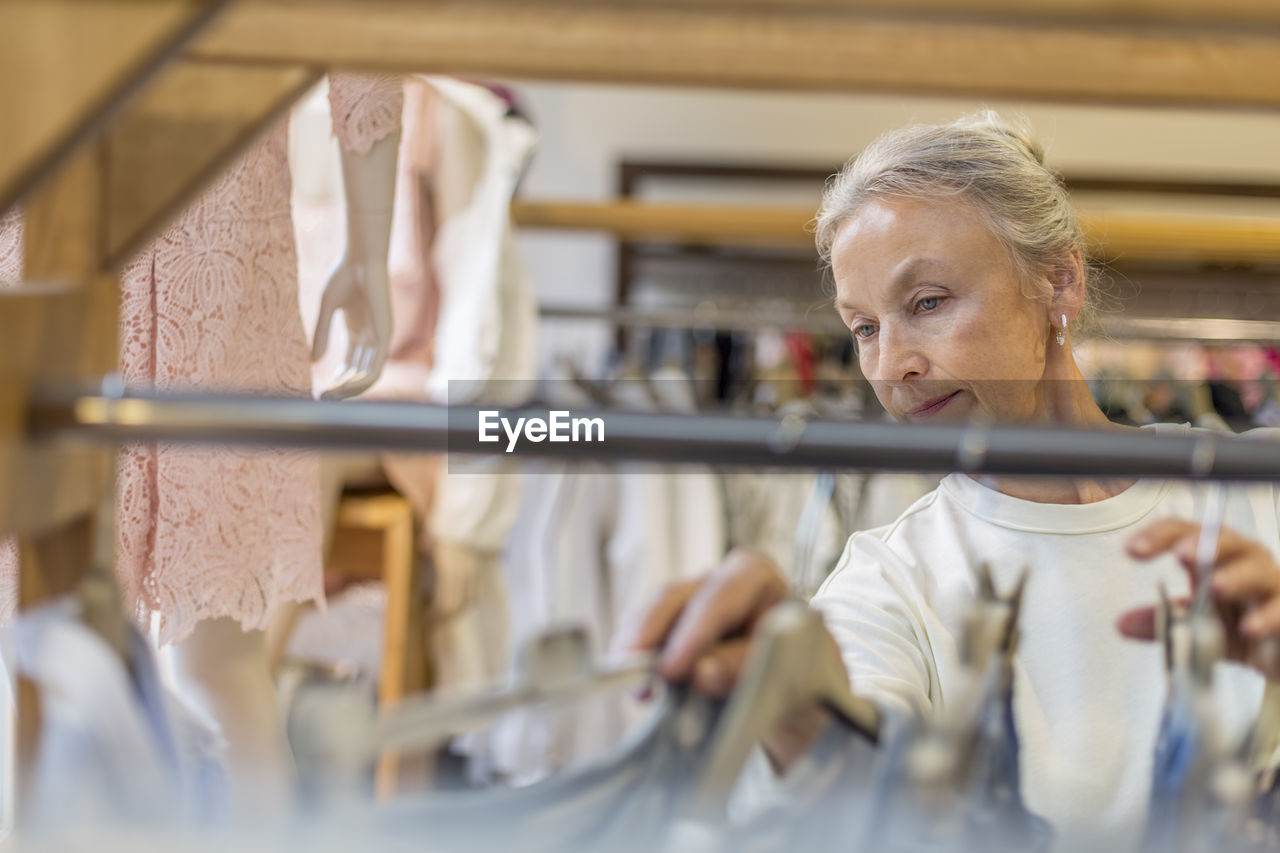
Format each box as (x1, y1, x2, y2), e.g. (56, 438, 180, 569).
(960, 109, 1046, 166)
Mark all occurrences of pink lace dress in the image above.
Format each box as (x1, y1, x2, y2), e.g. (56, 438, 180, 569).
(0, 75, 403, 643)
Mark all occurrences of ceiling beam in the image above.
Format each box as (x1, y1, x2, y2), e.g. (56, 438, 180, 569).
(190, 0, 1280, 108)
(626, 0, 1280, 30)
(103, 59, 321, 269)
(0, 0, 228, 214)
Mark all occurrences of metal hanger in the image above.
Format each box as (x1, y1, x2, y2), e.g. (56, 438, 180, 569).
(687, 600, 882, 820)
(1144, 484, 1257, 850)
(793, 469, 836, 597)
(908, 564, 1027, 796)
(374, 625, 656, 757)
(882, 565, 1054, 853)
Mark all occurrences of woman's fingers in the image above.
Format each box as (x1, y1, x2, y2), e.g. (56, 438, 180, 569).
(1211, 554, 1280, 605)
(1242, 597, 1280, 640)
(1116, 605, 1157, 641)
(617, 549, 787, 698)
(1126, 518, 1198, 560)
(616, 578, 703, 655)
(659, 549, 788, 683)
(1127, 519, 1261, 613)
(1125, 517, 1280, 679)
(689, 639, 753, 697)
(1128, 519, 1251, 568)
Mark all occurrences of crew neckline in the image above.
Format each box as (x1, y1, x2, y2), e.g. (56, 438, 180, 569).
(938, 423, 1186, 534)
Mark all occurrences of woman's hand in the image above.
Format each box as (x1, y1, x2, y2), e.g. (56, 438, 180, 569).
(620, 548, 790, 694)
(618, 548, 831, 771)
(1119, 519, 1280, 679)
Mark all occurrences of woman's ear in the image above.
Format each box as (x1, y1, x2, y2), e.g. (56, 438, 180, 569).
(1046, 249, 1086, 325)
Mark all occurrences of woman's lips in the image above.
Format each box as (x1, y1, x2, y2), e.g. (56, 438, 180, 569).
(908, 390, 961, 419)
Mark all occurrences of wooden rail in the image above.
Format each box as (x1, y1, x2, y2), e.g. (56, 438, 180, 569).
(512, 200, 1280, 266)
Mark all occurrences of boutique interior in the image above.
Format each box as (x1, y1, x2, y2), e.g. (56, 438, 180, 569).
(4, 3, 1280, 851)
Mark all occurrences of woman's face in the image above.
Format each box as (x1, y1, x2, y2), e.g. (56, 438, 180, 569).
(831, 195, 1054, 424)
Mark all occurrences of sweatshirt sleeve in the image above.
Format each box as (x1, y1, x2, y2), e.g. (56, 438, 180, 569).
(811, 531, 937, 718)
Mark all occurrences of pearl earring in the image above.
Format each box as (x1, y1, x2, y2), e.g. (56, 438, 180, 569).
(1056, 313, 1067, 347)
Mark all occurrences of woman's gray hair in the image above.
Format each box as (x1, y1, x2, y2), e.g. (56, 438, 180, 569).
(815, 110, 1097, 325)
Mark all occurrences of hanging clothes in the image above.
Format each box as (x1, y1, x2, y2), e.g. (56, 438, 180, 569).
(487, 368, 726, 783)
(488, 460, 622, 783)
(0, 75, 402, 644)
(369, 691, 720, 853)
(114, 74, 401, 644)
(14, 596, 228, 831)
(722, 408, 937, 595)
(417, 76, 539, 698)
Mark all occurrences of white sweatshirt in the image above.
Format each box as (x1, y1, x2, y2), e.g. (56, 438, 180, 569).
(813, 424, 1270, 850)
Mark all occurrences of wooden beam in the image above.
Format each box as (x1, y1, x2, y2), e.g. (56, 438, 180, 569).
(103, 59, 321, 267)
(191, 0, 1280, 108)
(1081, 212, 1280, 266)
(511, 199, 1280, 266)
(514, 200, 817, 249)
(0, 284, 81, 543)
(8, 146, 118, 554)
(0, 0, 228, 214)
(620, 0, 1280, 30)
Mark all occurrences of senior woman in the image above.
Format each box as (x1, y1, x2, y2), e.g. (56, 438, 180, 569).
(624, 112, 1280, 847)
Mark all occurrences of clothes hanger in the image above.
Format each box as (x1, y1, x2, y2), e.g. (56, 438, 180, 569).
(562, 357, 614, 408)
(909, 564, 1028, 794)
(374, 625, 657, 757)
(792, 469, 836, 598)
(687, 600, 882, 821)
(1144, 484, 1258, 849)
(884, 564, 1053, 853)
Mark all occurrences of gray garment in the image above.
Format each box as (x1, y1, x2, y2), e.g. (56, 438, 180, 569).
(369, 691, 722, 853)
(720, 715, 900, 853)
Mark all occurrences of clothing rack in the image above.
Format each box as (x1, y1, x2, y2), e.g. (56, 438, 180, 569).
(27, 387, 1279, 481)
(540, 303, 848, 337)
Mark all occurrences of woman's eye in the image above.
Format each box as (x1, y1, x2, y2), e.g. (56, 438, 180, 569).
(854, 324, 877, 340)
(917, 296, 942, 312)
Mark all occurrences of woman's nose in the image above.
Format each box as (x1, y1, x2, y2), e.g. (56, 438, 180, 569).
(871, 325, 928, 384)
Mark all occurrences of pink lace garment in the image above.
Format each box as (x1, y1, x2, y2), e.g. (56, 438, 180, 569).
(0, 75, 403, 642)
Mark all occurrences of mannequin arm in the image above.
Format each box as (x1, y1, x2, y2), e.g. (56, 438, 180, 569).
(312, 130, 401, 400)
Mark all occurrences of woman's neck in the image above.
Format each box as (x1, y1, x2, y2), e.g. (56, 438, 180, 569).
(978, 348, 1141, 505)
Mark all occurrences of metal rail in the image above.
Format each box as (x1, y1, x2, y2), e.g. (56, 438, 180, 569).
(25, 386, 1280, 481)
